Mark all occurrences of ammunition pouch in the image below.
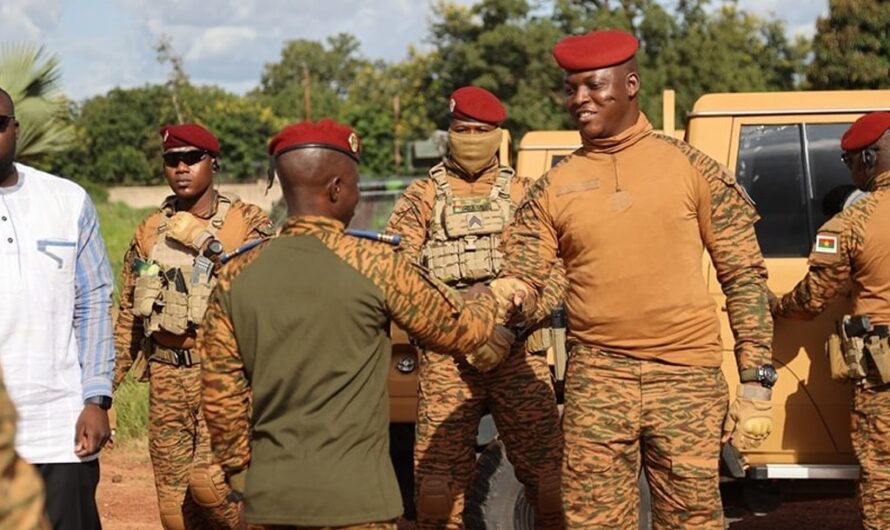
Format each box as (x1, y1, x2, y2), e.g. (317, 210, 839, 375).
(422, 235, 501, 285)
(837, 315, 869, 381)
(864, 327, 890, 385)
(133, 274, 163, 317)
(826, 333, 849, 382)
(188, 281, 215, 324)
(156, 288, 190, 336)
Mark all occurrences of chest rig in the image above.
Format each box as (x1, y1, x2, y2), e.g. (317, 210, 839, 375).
(420, 163, 515, 287)
(133, 194, 233, 337)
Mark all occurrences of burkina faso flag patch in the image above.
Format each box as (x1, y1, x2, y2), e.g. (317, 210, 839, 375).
(815, 234, 838, 254)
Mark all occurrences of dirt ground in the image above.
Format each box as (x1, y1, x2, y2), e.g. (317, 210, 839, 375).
(96, 443, 861, 529)
(96, 440, 160, 530)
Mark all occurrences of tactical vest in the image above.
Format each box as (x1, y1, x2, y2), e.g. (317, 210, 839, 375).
(131, 193, 234, 337)
(420, 163, 514, 287)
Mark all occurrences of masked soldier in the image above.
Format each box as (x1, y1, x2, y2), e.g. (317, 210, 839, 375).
(493, 30, 775, 529)
(197, 119, 498, 530)
(772, 112, 890, 530)
(113, 123, 274, 530)
(386, 87, 566, 530)
(0, 365, 49, 530)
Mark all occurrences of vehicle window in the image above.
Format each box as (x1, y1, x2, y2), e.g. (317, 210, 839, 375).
(551, 154, 568, 167)
(736, 125, 810, 257)
(806, 123, 852, 229)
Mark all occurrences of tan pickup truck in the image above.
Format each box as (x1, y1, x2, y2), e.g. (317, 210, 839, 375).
(361, 89, 890, 528)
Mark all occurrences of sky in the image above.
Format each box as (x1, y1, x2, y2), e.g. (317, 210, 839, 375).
(0, 0, 827, 102)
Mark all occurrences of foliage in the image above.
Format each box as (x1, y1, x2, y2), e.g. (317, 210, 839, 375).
(112, 374, 149, 441)
(807, 0, 890, 89)
(0, 44, 74, 163)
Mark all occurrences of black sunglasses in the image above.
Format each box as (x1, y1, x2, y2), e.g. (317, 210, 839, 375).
(840, 151, 853, 167)
(0, 115, 16, 133)
(163, 150, 209, 168)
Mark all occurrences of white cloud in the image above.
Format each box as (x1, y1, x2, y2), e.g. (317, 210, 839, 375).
(186, 26, 257, 60)
(0, 0, 62, 41)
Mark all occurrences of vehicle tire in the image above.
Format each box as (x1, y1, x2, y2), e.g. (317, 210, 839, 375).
(465, 440, 535, 530)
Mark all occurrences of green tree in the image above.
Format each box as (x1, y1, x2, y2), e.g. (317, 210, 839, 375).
(807, 0, 890, 89)
(0, 44, 74, 163)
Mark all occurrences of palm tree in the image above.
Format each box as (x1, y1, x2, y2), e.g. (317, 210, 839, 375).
(0, 44, 74, 163)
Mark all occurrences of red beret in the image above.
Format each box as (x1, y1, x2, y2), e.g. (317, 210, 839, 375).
(552, 29, 639, 71)
(841, 112, 890, 151)
(449, 86, 506, 125)
(268, 119, 361, 162)
(160, 123, 220, 156)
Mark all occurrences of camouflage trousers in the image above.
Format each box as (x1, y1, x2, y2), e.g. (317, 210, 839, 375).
(414, 346, 564, 530)
(563, 347, 727, 530)
(246, 521, 397, 530)
(149, 360, 241, 530)
(0, 451, 49, 530)
(852, 382, 890, 530)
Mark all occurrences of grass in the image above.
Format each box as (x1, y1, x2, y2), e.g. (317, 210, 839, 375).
(97, 200, 155, 443)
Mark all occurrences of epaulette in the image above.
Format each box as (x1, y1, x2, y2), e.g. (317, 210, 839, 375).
(345, 229, 402, 246)
(219, 239, 266, 265)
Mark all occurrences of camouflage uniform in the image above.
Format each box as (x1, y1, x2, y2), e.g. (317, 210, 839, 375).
(114, 193, 273, 530)
(198, 216, 497, 528)
(386, 161, 566, 530)
(501, 114, 773, 529)
(0, 366, 48, 530)
(246, 523, 396, 530)
(774, 169, 890, 530)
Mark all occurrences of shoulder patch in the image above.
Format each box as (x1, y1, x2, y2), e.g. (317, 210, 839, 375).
(814, 233, 838, 254)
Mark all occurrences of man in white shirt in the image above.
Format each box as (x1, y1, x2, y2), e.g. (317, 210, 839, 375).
(0, 87, 114, 530)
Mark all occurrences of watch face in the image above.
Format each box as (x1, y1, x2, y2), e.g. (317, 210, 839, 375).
(760, 365, 779, 386)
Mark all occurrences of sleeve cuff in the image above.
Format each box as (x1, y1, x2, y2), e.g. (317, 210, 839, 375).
(82, 377, 113, 400)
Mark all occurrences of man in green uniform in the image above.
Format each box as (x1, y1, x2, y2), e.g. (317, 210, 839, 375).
(197, 119, 499, 529)
(386, 87, 565, 529)
(114, 123, 274, 530)
(772, 112, 890, 530)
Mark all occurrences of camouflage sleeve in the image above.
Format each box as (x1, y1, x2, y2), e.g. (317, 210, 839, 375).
(500, 172, 561, 316)
(112, 235, 146, 390)
(774, 214, 857, 319)
(381, 253, 497, 356)
(238, 202, 276, 241)
(529, 261, 568, 323)
(385, 179, 434, 263)
(689, 145, 773, 371)
(0, 370, 45, 530)
(198, 246, 267, 480)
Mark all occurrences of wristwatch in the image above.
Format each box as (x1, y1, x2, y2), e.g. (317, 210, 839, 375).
(83, 396, 113, 410)
(739, 364, 779, 389)
(203, 239, 224, 258)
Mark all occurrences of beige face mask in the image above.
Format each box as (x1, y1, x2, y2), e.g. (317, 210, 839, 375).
(448, 128, 502, 176)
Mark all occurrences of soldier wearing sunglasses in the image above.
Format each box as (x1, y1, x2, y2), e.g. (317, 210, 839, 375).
(112, 123, 274, 530)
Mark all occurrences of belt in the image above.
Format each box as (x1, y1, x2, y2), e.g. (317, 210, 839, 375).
(149, 342, 200, 367)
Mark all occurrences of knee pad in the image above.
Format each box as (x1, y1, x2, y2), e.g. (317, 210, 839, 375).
(188, 467, 230, 508)
(537, 467, 563, 515)
(416, 474, 453, 521)
(158, 500, 186, 530)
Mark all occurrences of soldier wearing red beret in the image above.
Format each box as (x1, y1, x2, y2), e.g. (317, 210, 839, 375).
(493, 29, 776, 528)
(386, 89, 567, 529)
(196, 119, 499, 529)
(113, 122, 274, 530)
(773, 112, 890, 530)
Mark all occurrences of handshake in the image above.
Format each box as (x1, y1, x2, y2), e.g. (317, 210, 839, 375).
(463, 278, 534, 373)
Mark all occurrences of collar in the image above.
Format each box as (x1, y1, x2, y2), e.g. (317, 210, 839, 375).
(869, 169, 890, 191)
(581, 112, 653, 155)
(443, 158, 499, 182)
(280, 215, 345, 237)
(162, 190, 220, 219)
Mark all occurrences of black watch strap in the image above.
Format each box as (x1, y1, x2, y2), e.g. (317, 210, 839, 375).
(84, 396, 113, 410)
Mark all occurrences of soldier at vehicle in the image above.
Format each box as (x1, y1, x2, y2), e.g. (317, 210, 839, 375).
(491, 30, 776, 529)
(0, 363, 50, 530)
(196, 119, 498, 529)
(771, 111, 890, 530)
(0, 86, 114, 530)
(113, 123, 274, 530)
(386, 87, 566, 529)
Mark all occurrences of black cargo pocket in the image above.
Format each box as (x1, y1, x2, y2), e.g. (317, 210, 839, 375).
(566, 446, 615, 503)
(669, 455, 719, 511)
